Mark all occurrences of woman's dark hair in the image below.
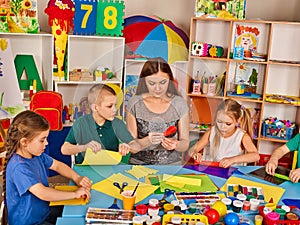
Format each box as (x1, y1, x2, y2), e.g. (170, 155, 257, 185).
(135, 57, 180, 97)
(2, 110, 49, 225)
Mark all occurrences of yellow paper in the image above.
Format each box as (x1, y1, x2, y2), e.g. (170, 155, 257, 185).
(163, 174, 202, 186)
(92, 173, 158, 203)
(220, 176, 285, 204)
(49, 186, 89, 206)
(81, 148, 122, 165)
(126, 165, 159, 179)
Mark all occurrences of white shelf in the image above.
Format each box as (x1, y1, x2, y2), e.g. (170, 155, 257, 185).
(0, 32, 54, 90)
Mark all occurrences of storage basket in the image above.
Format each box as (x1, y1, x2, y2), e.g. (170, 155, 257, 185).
(262, 122, 295, 141)
(259, 205, 300, 225)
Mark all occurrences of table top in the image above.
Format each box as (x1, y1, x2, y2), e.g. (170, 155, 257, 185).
(56, 165, 300, 225)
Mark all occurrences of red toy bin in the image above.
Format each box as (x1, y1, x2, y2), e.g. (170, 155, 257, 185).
(259, 206, 300, 225)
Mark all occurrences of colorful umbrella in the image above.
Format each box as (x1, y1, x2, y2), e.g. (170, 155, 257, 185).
(123, 15, 189, 64)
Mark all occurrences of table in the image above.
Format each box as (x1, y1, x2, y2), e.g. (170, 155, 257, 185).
(56, 165, 300, 225)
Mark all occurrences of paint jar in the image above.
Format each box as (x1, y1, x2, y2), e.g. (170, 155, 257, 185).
(265, 203, 276, 211)
(189, 203, 197, 213)
(232, 200, 243, 213)
(148, 199, 159, 217)
(249, 198, 260, 211)
(233, 47, 244, 60)
(164, 203, 174, 213)
(281, 205, 290, 213)
(136, 204, 148, 216)
(266, 212, 280, 225)
(243, 201, 250, 211)
(237, 193, 247, 202)
(274, 208, 286, 220)
(291, 207, 300, 220)
(221, 198, 232, 210)
(132, 215, 144, 225)
(254, 215, 263, 225)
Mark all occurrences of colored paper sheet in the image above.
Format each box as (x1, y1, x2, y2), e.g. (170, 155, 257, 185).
(220, 176, 285, 204)
(126, 165, 158, 179)
(184, 164, 238, 179)
(81, 148, 122, 165)
(249, 166, 290, 185)
(92, 173, 158, 203)
(158, 174, 218, 193)
(49, 186, 89, 206)
(163, 174, 202, 187)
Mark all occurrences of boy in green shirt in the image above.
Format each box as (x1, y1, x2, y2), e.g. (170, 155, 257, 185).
(266, 133, 300, 183)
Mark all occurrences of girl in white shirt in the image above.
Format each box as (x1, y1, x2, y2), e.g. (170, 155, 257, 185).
(189, 99, 260, 168)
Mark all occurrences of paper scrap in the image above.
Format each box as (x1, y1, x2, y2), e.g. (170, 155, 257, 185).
(81, 148, 122, 165)
(126, 165, 158, 179)
(49, 186, 88, 206)
(92, 173, 158, 203)
(163, 174, 202, 186)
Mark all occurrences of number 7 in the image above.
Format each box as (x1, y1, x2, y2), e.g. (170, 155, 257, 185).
(80, 4, 93, 29)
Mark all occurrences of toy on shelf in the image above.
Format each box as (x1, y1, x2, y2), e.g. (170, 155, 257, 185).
(69, 69, 93, 81)
(265, 94, 300, 106)
(191, 42, 224, 58)
(262, 117, 297, 141)
(93, 66, 115, 81)
(45, 0, 75, 81)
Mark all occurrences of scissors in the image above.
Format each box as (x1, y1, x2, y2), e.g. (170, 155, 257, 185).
(113, 182, 128, 194)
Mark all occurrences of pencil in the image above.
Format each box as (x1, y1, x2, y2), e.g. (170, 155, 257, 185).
(292, 151, 298, 170)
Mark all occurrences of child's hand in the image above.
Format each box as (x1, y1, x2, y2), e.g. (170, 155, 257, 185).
(118, 143, 130, 156)
(76, 176, 92, 189)
(192, 152, 203, 162)
(83, 140, 102, 153)
(161, 137, 178, 150)
(219, 157, 234, 168)
(289, 168, 300, 183)
(149, 132, 164, 145)
(265, 159, 278, 176)
(75, 187, 91, 200)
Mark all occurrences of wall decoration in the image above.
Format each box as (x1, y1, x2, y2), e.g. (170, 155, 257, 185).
(0, 0, 39, 33)
(195, 0, 246, 19)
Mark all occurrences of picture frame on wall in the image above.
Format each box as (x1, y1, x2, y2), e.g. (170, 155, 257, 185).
(195, 0, 246, 19)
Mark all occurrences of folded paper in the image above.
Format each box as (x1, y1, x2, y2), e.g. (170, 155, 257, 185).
(81, 148, 122, 165)
(50, 186, 88, 206)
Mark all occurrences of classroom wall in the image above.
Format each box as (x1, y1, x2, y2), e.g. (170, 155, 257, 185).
(38, 0, 300, 35)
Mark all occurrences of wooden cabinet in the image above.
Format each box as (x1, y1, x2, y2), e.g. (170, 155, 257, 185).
(187, 17, 300, 156)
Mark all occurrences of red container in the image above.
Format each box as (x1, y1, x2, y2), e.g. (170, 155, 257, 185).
(259, 206, 300, 225)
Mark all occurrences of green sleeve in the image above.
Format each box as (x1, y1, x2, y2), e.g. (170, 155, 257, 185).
(286, 133, 300, 151)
